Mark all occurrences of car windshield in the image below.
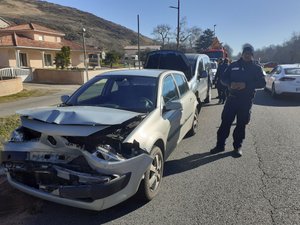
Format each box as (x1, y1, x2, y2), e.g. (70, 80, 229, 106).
(185, 55, 197, 75)
(284, 68, 300, 75)
(66, 75, 157, 113)
(211, 62, 217, 69)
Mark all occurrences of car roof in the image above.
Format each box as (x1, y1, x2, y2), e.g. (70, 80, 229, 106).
(97, 69, 172, 78)
(185, 53, 209, 59)
(279, 64, 300, 68)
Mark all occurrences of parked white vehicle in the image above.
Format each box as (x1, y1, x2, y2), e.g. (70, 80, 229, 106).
(210, 61, 218, 85)
(1, 69, 198, 211)
(265, 64, 300, 97)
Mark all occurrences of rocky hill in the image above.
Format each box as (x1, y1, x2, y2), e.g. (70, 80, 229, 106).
(0, 0, 154, 51)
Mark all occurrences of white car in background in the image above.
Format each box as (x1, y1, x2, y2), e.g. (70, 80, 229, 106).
(1, 69, 198, 211)
(265, 64, 300, 97)
(210, 61, 218, 85)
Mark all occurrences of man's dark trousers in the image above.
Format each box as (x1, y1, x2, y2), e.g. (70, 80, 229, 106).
(216, 95, 253, 149)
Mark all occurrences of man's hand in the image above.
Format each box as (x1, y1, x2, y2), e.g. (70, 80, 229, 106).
(230, 82, 246, 90)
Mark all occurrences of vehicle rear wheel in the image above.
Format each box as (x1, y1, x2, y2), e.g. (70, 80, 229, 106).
(271, 83, 278, 98)
(187, 108, 199, 136)
(138, 146, 164, 201)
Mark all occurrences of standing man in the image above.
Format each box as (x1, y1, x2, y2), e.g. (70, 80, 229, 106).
(215, 58, 230, 104)
(210, 45, 266, 157)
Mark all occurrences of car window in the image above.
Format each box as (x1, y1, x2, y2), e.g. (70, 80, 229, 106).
(205, 62, 210, 73)
(284, 68, 300, 75)
(275, 67, 281, 74)
(197, 59, 204, 75)
(77, 79, 107, 103)
(173, 73, 189, 96)
(202, 57, 209, 71)
(211, 62, 217, 69)
(162, 75, 179, 103)
(270, 67, 277, 74)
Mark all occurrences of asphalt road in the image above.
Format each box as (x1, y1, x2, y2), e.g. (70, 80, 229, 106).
(0, 89, 300, 225)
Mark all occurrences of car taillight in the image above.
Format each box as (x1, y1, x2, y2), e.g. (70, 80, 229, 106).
(279, 77, 296, 81)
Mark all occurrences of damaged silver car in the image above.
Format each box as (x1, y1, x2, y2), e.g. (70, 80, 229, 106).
(0, 69, 198, 211)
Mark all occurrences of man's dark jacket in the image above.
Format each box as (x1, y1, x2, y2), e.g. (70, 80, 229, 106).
(215, 62, 228, 88)
(221, 58, 266, 99)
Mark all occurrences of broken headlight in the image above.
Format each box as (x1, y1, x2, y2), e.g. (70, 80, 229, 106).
(10, 128, 24, 142)
(9, 127, 41, 142)
(95, 145, 125, 161)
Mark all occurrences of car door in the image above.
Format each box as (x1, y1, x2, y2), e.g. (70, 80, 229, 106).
(196, 58, 207, 99)
(270, 66, 281, 88)
(161, 74, 182, 157)
(172, 72, 194, 140)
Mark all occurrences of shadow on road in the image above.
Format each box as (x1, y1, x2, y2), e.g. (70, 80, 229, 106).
(202, 102, 224, 107)
(254, 89, 300, 107)
(164, 151, 234, 177)
(14, 192, 150, 225)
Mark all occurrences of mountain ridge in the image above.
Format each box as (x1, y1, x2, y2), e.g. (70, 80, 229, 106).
(0, 0, 154, 51)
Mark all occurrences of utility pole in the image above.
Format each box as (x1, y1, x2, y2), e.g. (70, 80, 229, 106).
(82, 27, 88, 82)
(137, 14, 141, 69)
(170, 0, 180, 50)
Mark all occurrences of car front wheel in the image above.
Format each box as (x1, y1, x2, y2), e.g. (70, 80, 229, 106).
(187, 108, 199, 136)
(138, 145, 164, 201)
(271, 83, 278, 98)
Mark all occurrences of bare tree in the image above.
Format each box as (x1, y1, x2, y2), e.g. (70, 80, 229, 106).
(187, 26, 202, 50)
(178, 17, 189, 44)
(223, 43, 233, 59)
(252, 32, 300, 64)
(152, 24, 172, 49)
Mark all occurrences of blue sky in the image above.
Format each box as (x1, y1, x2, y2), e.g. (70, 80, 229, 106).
(46, 0, 300, 55)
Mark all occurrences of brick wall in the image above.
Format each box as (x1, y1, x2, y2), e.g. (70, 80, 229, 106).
(33, 69, 85, 84)
(0, 77, 23, 97)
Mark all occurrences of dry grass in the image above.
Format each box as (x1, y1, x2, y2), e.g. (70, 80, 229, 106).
(0, 115, 20, 149)
(264, 67, 273, 73)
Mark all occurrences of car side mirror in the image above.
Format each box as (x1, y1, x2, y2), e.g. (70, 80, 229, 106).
(163, 101, 182, 112)
(60, 95, 70, 104)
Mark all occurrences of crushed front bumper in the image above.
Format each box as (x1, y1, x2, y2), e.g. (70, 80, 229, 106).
(1, 149, 152, 211)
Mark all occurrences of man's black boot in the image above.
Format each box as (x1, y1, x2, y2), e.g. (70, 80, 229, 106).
(233, 147, 242, 157)
(210, 146, 225, 154)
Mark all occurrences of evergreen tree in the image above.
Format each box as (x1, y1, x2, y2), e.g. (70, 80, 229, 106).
(54, 46, 71, 69)
(194, 29, 214, 53)
(105, 50, 121, 68)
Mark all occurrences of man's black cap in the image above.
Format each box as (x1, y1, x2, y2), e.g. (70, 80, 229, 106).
(242, 45, 254, 55)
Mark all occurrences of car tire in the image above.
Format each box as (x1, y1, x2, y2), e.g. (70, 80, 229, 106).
(271, 83, 278, 98)
(187, 108, 199, 136)
(138, 145, 164, 201)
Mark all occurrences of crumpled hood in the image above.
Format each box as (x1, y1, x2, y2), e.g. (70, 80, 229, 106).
(17, 106, 142, 125)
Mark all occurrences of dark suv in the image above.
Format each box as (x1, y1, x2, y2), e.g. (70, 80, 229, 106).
(144, 50, 212, 104)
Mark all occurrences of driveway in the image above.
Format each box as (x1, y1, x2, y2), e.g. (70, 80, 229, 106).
(0, 83, 80, 117)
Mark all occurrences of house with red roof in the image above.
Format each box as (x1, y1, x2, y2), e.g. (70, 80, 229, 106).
(0, 22, 95, 69)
